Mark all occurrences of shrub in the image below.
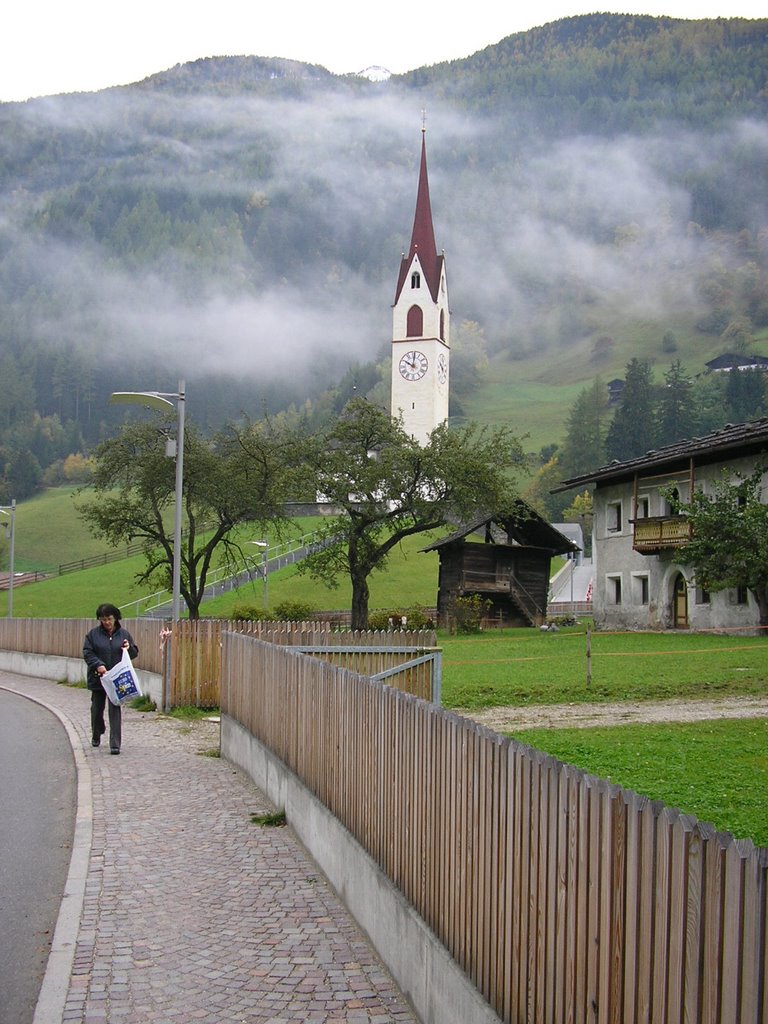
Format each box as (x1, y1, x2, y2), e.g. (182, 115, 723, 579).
(272, 599, 317, 621)
(230, 603, 269, 621)
(448, 594, 492, 634)
(367, 605, 434, 630)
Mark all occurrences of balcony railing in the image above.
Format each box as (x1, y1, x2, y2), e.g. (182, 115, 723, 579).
(632, 515, 692, 554)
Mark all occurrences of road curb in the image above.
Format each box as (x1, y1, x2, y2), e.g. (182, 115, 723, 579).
(0, 684, 93, 1024)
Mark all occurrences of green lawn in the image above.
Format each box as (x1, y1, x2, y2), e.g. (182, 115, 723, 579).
(510, 718, 768, 848)
(439, 627, 768, 709)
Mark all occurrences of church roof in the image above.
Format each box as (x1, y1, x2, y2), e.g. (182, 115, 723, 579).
(394, 132, 444, 304)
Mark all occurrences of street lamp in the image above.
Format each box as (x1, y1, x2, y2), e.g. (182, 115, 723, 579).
(0, 499, 15, 618)
(109, 380, 186, 620)
(249, 541, 268, 609)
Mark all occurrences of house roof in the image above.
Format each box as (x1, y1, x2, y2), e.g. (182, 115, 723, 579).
(705, 352, 768, 371)
(421, 502, 579, 555)
(554, 417, 768, 492)
(394, 132, 444, 304)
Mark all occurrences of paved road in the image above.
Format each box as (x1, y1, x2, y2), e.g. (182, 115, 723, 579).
(0, 689, 76, 1024)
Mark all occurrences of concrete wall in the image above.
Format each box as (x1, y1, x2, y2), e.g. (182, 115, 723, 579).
(222, 714, 502, 1024)
(0, 650, 163, 706)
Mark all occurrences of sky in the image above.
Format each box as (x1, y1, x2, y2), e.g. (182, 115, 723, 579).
(1, 0, 765, 103)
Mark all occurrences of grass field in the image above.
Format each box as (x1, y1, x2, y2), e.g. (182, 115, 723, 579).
(4, 488, 767, 846)
(440, 627, 768, 709)
(510, 718, 768, 847)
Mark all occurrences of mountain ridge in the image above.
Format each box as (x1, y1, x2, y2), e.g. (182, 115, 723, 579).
(0, 13, 766, 504)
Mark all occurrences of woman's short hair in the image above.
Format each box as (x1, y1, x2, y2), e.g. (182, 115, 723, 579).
(96, 603, 122, 622)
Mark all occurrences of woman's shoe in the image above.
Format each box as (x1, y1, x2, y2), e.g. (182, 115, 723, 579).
(110, 748, 120, 755)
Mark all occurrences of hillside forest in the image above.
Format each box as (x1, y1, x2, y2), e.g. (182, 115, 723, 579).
(0, 13, 766, 507)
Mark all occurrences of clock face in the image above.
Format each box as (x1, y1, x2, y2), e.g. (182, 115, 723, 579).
(398, 350, 428, 381)
(437, 352, 448, 384)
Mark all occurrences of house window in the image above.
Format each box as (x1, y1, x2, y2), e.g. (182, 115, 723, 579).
(632, 574, 649, 605)
(736, 585, 749, 605)
(411, 271, 421, 289)
(696, 586, 710, 605)
(636, 496, 649, 518)
(666, 487, 680, 515)
(607, 501, 622, 532)
(607, 575, 622, 604)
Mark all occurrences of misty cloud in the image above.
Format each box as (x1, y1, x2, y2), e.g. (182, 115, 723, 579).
(1, 80, 764, 398)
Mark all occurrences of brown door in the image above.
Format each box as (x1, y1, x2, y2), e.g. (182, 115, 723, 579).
(674, 573, 689, 628)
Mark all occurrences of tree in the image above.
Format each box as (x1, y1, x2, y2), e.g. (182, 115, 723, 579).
(656, 360, 695, 447)
(298, 399, 527, 629)
(559, 377, 609, 478)
(79, 417, 295, 618)
(670, 468, 768, 629)
(605, 358, 657, 461)
(725, 367, 766, 424)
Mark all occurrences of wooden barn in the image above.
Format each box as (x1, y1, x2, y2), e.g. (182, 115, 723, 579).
(423, 506, 579, 628)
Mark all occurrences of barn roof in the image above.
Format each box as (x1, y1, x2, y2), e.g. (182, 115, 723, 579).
(421, 502, 579, 555)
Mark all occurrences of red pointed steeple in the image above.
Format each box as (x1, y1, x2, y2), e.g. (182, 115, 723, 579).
(395, 131, 443, 304)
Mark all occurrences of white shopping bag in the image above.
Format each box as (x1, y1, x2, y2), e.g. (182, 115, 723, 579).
(101, 647, 142, 705)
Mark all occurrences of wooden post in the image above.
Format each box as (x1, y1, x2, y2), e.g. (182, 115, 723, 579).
(586, 624, 592, 687)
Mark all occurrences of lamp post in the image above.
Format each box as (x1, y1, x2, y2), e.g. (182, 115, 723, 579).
(249, 541, 268, 609)
(0, 499, 15, 618)
(109, 380, 186, 620)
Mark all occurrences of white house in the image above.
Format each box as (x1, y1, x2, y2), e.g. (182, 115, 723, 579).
(556, 418, 768, 631)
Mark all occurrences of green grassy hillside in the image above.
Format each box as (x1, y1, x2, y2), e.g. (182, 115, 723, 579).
(8, 487, 113, 572)
(1, 488, 444, 618)
(460, 317, 768, 455)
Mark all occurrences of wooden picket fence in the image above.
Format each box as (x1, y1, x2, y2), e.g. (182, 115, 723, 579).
(0, 617, 165, 673)
(1, 616, 766, 1019)
(221, 630, 768, 1024)
(0, 617, 438, 709)
(167, 619, 438, 707)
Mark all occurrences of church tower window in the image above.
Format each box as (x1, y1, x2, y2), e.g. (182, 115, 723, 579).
(407, 305, 423, 337)
(411, 271, 421, 289)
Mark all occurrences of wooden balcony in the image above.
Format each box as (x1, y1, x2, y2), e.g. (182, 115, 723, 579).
(632, 515, 692, 554)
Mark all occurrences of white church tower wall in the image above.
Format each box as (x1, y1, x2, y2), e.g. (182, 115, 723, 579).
(390, 130, 450, 447)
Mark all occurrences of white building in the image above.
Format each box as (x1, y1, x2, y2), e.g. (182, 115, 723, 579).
(556, 418, 768, 631)
(390, 131, 450, 446)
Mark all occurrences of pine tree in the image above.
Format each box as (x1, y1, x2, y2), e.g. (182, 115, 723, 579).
(726, 367, 766, 423)
(559, 377, 609, 477)
(605, 358, 657, 461)
(656, 360, 695, 447)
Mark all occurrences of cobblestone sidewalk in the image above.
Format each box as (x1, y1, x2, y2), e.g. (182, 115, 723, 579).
(2, 672, 416, 1024)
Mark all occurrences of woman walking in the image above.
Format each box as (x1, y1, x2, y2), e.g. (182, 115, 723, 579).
(83, 603, 139, 755)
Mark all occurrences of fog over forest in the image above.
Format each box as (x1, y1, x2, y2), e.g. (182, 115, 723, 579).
(1, 17, 766, 433)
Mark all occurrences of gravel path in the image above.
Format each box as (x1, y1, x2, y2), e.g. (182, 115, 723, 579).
(459, 695, 768, 733)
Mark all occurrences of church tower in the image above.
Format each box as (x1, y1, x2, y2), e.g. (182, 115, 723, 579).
(391, 129, 450, 446)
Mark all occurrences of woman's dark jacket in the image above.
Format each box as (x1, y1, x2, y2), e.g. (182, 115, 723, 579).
(83, 624, 139, 691)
